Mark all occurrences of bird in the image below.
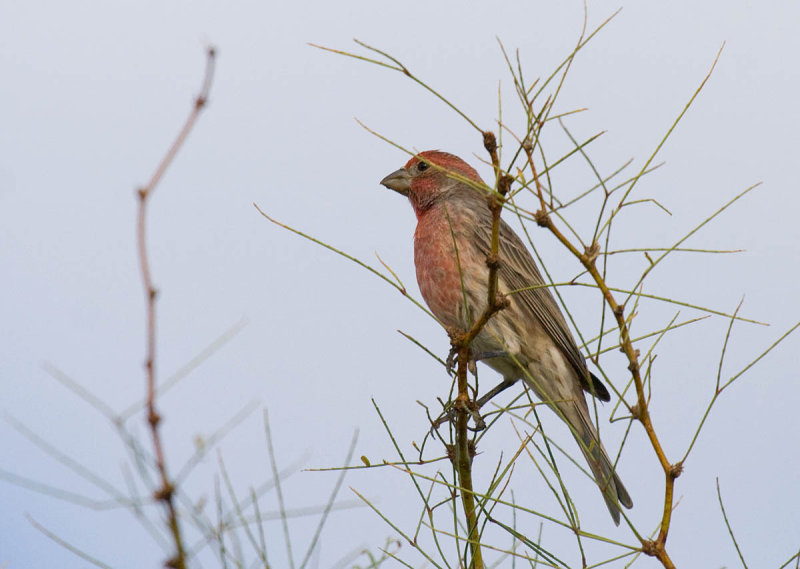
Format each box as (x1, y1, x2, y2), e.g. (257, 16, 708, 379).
(380, 150, 633, 524)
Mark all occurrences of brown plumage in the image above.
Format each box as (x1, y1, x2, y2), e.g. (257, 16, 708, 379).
(381, 150, 633, 524)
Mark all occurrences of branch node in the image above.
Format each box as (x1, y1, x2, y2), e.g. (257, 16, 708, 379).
(495, 293, 510, 311)
(482, 130, 497, 154)
(534, 209, 550, 227)
(641, 540, 658, 557)
(630, 402, 645, 421)
(497, 173, 513, 197)
(447, 326, 467, 348)
(614, 303, 625, 318)
(669, 462, 684, 479)
(148, 410, 161, 427)
(153, 482, 175, 502)
(522, 137, 533, 152)
(583, 241, 600, 265)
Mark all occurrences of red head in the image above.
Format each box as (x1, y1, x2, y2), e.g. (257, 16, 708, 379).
(380, 150, 484, 215)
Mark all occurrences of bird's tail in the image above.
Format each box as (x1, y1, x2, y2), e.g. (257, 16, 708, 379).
(572, 411, 633, 525)
(518, 369, 633, 524)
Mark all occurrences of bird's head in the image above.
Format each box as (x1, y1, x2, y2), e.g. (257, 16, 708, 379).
(380, 150, 484, 214)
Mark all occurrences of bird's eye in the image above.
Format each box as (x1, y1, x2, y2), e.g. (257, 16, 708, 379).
(417, 161, 429, 172)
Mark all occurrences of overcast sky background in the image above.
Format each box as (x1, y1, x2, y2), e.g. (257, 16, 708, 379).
(2, 1, 799, 567)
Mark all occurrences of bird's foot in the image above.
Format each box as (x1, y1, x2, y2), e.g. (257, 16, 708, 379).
(475, 377, 519, 408)
(432, 376, 520, 429)
(436, 352, 515, 431)
(431, 399, 487, 431)
(446, 349, 508, 376)
(446, 347, 458, 374)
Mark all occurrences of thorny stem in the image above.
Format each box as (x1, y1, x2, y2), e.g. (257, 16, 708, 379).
(136, 47, 216, 569)
(448, 131, 513, 569)
(524, 143, 677, 569)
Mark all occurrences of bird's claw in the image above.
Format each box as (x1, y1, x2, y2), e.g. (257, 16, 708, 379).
(436, 350, 512, 430)
(447, 349, 504, 376)
(431, 400, 487, 432)
(446, 347, 458, 374)
(468, 403, 486, 430)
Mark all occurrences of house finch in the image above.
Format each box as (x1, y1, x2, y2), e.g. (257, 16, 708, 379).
(380, 150, 633, 524)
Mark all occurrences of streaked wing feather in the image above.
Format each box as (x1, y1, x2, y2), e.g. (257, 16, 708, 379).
(473, 214, 600, 396)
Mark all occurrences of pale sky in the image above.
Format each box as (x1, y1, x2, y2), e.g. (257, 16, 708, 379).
(2, 1, 799, 568)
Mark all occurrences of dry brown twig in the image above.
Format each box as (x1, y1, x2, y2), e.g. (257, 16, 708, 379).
(136, 46, 216, 569)
(511, 42, 728, 569)
(444, 130, 514, 569)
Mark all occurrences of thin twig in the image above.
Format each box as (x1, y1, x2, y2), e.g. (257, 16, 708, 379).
(299, 430, 359, 569)
(716, 478, 749, 568)
(136, 46, 216, 569)
(28, 515, 114, 569)
(264, 409, 295, 569)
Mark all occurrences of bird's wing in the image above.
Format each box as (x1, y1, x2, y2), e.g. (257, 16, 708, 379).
(472, 212, 609, 401)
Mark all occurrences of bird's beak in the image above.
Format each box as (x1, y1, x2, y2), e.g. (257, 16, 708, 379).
(380, 168, 411, 195)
